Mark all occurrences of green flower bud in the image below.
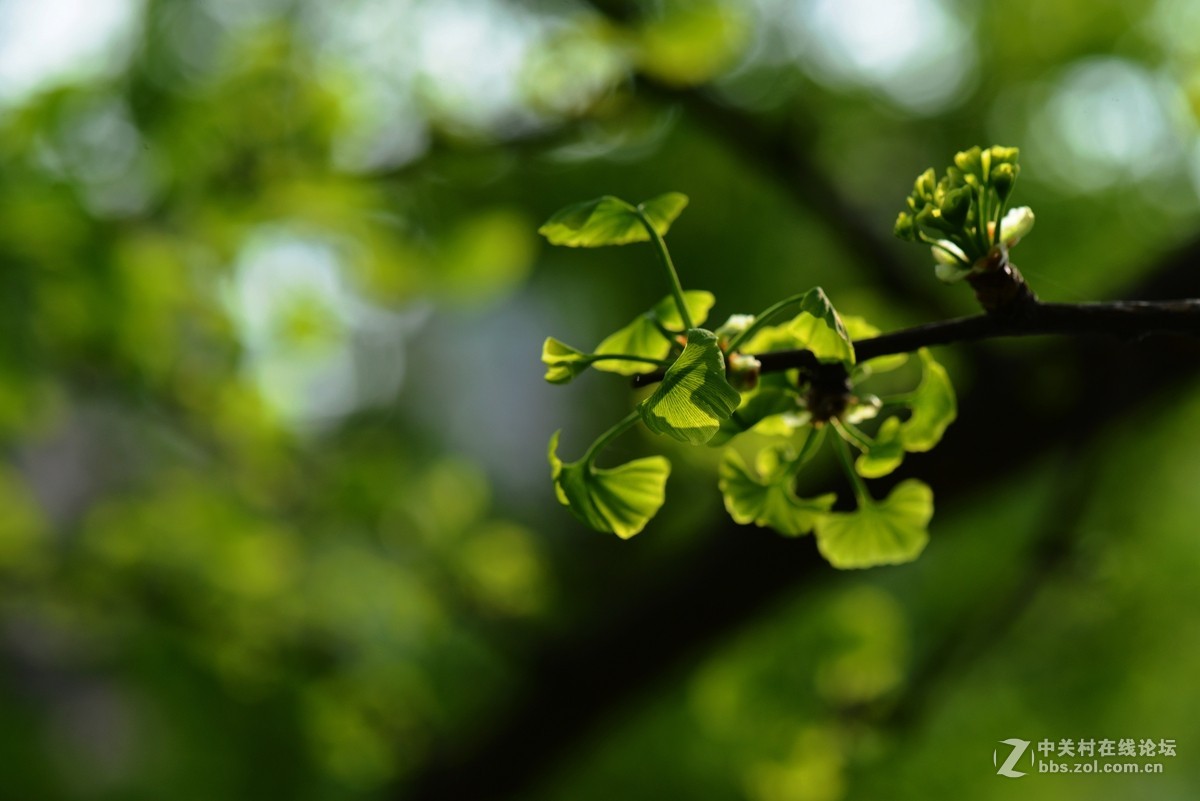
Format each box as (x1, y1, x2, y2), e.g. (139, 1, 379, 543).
(916, 204, 956, 234)
(913, 168, 937, 202)
(991, 163, 1017, 201)
(894, 211, 917, 241)
(954, 146, 983, 178)
(940, 186, 971, 227)
(988, 145, 1020, 165)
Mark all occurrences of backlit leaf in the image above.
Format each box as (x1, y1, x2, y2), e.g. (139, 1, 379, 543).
(638, 192, 690, 235)
(789, 288, 854, 365)
(542, 337, 592, 384)
(900, 349, 956, 451)
(843, 315, 907, 376)
(549, 431, 670, 539)
(538, 193, 688, 247)
(639, 329, 741, 444)
(593, 291, 715, 375)
(719, 447, 835, 536)
(738, 288, 854, 366)
(708, 388, 806, 446)
(814, 480, 933, 569)
(854, 417, 905, 478)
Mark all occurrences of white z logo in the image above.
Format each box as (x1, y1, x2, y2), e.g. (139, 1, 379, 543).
(994, 738, 1031, 777)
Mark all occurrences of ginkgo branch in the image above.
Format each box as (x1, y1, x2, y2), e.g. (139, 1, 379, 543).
(631, 298, 1200, 388)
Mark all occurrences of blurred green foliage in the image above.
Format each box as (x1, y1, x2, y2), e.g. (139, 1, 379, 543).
(1, 0, 1199, 799)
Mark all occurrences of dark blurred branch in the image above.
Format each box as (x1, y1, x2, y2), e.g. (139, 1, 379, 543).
(631, 298, 1200, 387)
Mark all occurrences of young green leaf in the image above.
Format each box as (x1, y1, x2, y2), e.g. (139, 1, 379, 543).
(548, 431, 670, 539)
(593, 291, 715, 375)
(854, 417, 906, 478)
(538, 193, 688, 247)
(737, 288, 854, 366)
(899, 349, 956, 451)
(542, 337, 593, 384)
(719, 447, 835, 535)
(790, 289, 855, 365)
(638, 192, 690, 235)
(842, 315, 908, 376)
(708, 388, 807, 446)
(814, 479, 933, 569)
(639, 329, 741, 444)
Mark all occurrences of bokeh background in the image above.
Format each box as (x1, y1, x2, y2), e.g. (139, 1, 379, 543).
(3, 0, 1200, 798)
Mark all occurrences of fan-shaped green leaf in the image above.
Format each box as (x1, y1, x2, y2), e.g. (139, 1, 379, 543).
(638, 192, 690, 235)
(538, 193, 689, 247)
(708, 388, 806, 446)
(736, 288, 854, 366)
(548, 431, 670, 539)
(719, 447, 835, 536)
(593, 291, 715, 375)
(542, 337, 592, 384)
(843, 315, 907, 376)
(854, 417, 906, 478)
(814, 480, 933, 569)
(639, 329, 741, 444)
(899, 349, 956, 451)
(789, 289, 854, 365)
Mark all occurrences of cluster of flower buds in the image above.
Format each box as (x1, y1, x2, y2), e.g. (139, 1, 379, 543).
(893, 145, 1034, 283)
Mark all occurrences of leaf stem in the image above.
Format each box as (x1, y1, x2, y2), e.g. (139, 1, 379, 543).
(831, 419, 873, 453)
(784, 425, 827, 479)
(582, 411, 641, 466)
(833, 432, 872, 505)
(634, 207, 694, 331)
(589, 354, 673, 368)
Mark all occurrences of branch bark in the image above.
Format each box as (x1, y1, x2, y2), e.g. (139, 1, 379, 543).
(631, 298, 1200, 387)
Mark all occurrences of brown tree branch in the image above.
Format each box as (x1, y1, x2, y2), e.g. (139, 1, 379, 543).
(630, 298, 1200, 387)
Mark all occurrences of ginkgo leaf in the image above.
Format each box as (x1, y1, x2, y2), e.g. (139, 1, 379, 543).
(719, 447, 835, 535)
(789, 288, 854, 365)
(542, 337, 592, 384)
(814, 479, 933, 569)
(593, 291, 715, 375)
(638, 193, 690, 235)
(899, 349, 956, 451)
(842, 315, 907, 376)
(737, 288, 854, 366)
(854, 417, 906, 478)
(708, 388, 806, 446)
(639, 329, 741, 444)
(548, 431, 670, 539)
(538, 193, 689, 247)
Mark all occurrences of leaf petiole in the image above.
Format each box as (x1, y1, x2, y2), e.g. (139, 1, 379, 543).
(833, 432, 872, 505)
(589, 354, 673, 368)
(582, 411, 641, 467)
(784, 425, 827, 479)
(634, 206, 694, 331)
(831, 418, 873, 453)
